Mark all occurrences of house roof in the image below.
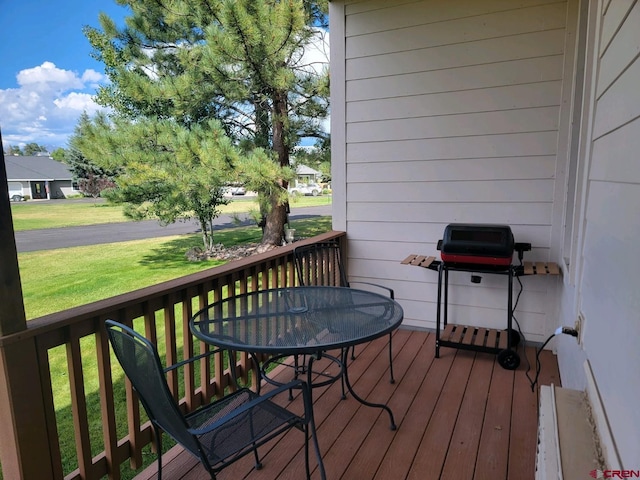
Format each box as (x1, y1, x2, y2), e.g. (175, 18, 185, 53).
(4, 156, 72, 181)
(296, 164, 322, 175)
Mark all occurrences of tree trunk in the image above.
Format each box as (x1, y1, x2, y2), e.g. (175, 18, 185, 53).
(262, 202, 288, 246)
(262, 90, 291, 246)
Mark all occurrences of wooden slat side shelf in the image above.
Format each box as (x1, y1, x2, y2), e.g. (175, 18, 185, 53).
(401, 254, 436, 269)
(522, 261, 560, 275)
(401, 255, 561, 277)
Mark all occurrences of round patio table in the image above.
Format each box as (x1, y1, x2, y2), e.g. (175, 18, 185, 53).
(190, 286, 404, 429)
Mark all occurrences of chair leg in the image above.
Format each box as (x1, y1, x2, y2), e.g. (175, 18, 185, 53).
(301, 385, 326, 480)
(252, 445, 263, 470)
(303, 425, 311, 479)
(153, 426, 162, 480)
(388, 332, 395, 384)
(339, 349, 347, 400)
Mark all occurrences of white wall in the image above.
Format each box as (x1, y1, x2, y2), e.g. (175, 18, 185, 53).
(332, 0, 570, 341)
(570, 0, 640, 467)
(332, 0, 640, 467)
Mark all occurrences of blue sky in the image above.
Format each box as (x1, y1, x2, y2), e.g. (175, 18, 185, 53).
(0, 1, 329, 152)
(0, 0, 128, 151)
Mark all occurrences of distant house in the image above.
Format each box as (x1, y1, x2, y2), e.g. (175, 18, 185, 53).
(4, 155, 78, 200)
(293, 164, 323, 186)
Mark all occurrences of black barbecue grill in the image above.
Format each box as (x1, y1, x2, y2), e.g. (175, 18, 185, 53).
(402, 224, 558, 369)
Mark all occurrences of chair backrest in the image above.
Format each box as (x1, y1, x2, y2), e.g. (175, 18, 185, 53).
(105, 320, 200, 456)
(293, 241, 349, 287)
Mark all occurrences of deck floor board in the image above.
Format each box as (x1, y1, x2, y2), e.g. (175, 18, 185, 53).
(133, 329, 560, 480)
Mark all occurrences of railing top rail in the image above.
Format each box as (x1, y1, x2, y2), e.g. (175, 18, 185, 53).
(0, 231, 345, 347)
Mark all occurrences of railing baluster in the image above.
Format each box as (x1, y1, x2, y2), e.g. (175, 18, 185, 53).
(1, 231, 344, 479)
(95, 316, 120, 480)
(164, 294, 178, 398)
(67, 332, 92, 479)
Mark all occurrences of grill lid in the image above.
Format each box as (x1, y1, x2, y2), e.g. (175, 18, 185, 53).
(438, 224, 514, 266)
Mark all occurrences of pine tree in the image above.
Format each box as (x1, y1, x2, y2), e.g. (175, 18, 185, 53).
(84, 0, 329, 246)
(74, 112, 237, 251)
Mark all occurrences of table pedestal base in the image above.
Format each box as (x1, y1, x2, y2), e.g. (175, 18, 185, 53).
(259, 351, 397, 430)
(261, 352, 345, 399)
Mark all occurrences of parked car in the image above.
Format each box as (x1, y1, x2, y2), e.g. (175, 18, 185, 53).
(10, 194, 24, 202)
(288, 183, 322, 196)
(222, 185, 246, 196)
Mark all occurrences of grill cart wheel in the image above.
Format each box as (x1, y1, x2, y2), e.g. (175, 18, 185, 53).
(497, 349, 520, 370)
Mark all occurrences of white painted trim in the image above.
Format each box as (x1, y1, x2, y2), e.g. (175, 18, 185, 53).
(584, 359, 623, 468)
(552, 0, 578, 285)
(537, 385, 561, 480)
(572, 0, 602, 316)
(330, 1, 347, 231)
(551, 384, 564, 480)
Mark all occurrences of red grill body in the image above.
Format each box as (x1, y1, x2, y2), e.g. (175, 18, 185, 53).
(439, 224, 514, 267)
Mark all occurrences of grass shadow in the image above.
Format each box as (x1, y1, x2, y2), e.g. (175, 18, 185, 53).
(138, 216, 332, 270)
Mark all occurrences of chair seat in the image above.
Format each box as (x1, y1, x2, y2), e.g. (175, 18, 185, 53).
(186, 388, 301, 466)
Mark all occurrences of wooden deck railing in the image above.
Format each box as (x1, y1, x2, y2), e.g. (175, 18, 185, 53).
(0, 231, 345, 480)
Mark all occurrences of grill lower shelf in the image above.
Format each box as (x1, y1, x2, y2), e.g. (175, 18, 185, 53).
(438, 324, 510, 353)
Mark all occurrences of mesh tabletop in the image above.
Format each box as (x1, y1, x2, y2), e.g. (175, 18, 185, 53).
(190, 286, 404, 354)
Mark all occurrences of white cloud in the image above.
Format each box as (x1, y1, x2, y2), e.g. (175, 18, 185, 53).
(17, 61, 84, 91)
(81, 69, 104, 84)
(1, 62, 107, 150)
(54, 92, 102, 114)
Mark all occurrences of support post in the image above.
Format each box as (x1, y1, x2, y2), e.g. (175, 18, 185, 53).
(0, 133, 57, 478)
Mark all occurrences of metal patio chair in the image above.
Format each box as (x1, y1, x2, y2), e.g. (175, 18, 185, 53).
(105, 320, 325, 480)
(293, 241, 396, 383)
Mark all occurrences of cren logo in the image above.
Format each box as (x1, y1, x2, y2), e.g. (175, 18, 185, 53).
(590, 471, 640, 479)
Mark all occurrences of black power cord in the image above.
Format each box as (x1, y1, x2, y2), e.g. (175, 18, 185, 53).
(509, 250, 578, 391)
(527, 326, 578, 392)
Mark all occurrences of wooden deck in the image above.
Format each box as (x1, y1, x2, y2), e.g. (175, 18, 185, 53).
(134, 328, 560, 480)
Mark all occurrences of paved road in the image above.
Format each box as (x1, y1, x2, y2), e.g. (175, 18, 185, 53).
(15, 205, 331, 253)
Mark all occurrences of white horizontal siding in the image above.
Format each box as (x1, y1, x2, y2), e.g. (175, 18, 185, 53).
(347, 56, 565, 101)
(338, 0, 569, 338)
(596, 0, 640, 96)
(347, 201, 553, 225)
(598, 0, 634, 54)
(347, 82, 563, 122)
(346, 2, 567, 57)
(590, 117, 640, 183)
(347, 30, 566, 81)
(592, 49, 640, 139)
(347, 106, 560, 143)
(345, 0, 560, 35)
(347, 156, 557, 182)
(347, 132, 559, 162)
(349, 179, 554, 202)
(578, 0, 640, 467)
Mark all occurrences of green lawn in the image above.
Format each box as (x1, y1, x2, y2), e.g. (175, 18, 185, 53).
(15, 215, 332, 479)
(10, 194, 332, 231)
(19, 216, 332, 319)
(9, 197, 332, 478)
